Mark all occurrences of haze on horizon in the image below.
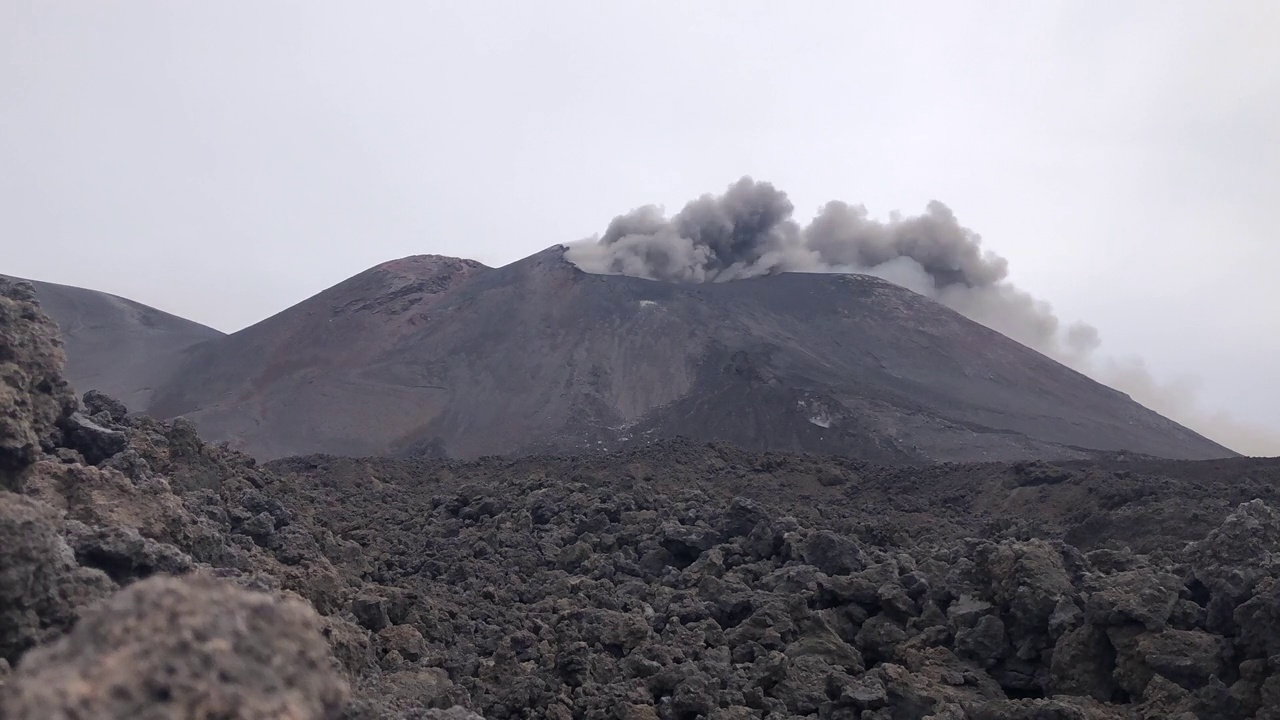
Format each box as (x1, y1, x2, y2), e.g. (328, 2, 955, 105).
(2, 2, 1277, 453)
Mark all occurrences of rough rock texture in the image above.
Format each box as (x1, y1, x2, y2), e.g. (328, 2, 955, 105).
(0, 492, 115, 663)
(59, 410, 129, 464)
(0, 278, 76, 486)
(240, 447, 1280, 720)
(4, 267, 1280, 719)
(82, 388, 129, 422)
(1, 576, 349, 719)
(0, 282, 364, 718)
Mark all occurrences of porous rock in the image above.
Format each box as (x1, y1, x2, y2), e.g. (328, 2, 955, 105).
(82, 389, 129, 422)
(0, 575, 349, 719)
(0, 278, 76, 486)
(0, 491, 115, 664)
(59, 411, 128, 465)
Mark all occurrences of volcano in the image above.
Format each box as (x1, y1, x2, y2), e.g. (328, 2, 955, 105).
(2, 276, 225, 412)
(23, 248, 1232, 462)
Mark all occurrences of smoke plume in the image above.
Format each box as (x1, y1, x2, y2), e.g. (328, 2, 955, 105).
(566, 178, 813, 282)
(566, 177, 1278, 456)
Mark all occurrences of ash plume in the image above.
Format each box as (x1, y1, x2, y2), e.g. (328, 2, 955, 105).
(567, 178, 813, 282)
(565, 176, 1087, 357)
(567, 177, 1280, 456)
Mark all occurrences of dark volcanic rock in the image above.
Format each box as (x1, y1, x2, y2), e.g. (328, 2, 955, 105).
(63, 522, 194, 583)
(1187, 498, 1280, 588)
(59, 411, 128, 464)
(5, 271, 1280, 720)
(0, 492, 115, 663)
(0, 576, 348, 719)
(0, 278, 77, 486)
(801, 529, 867, 576)
(1049, 625, 1118, 701)
(1085, 569, 1182, 631)
(82, 389, 129, 422)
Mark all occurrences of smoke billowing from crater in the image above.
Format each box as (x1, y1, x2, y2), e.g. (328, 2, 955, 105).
(569, 178, 811, 283)
(567, 177, 1279, 456)
(565, 176, 1092, 358)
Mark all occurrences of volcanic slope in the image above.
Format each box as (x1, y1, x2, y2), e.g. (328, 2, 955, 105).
(8, 270, 1280, 720)
(3, 275, 225, 411)
(145, 254, 493, 458)
(142, 247, 1231, 462)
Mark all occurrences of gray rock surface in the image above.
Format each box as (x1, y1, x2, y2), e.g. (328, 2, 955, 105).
(4, 268, 1280, 719)
(82, 388, 129, 421)
(0, 575, 348, 720)
(59, 411, 128, 464)
(0, 492, 115, 663)
(0, 278, 76, 486)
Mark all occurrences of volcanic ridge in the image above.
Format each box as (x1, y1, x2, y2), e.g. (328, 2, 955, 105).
(17, 245, 1231, 463)
(4, 275, 1280, 720)
(5, 178, 1273, 719)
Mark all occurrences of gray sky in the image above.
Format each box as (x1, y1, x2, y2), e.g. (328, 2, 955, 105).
(3, 2, 1278, 452)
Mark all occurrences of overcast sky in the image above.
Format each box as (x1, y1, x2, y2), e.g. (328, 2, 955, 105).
(3, 2, 1277, 450)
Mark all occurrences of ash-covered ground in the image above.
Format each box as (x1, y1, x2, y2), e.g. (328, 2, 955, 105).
(3, 276, 1280, 720)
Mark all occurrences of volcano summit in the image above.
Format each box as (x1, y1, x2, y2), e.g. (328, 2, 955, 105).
(21, 242, 1229, 462)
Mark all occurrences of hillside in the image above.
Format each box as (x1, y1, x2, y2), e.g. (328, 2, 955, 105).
(6, 272, 1280, 720)
(129, 247, 1230, 462)
(144, 254, 492, 458)
(5, 275, 225, 411)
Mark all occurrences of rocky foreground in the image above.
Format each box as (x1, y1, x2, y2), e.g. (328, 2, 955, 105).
(3, 277, 1280, 719)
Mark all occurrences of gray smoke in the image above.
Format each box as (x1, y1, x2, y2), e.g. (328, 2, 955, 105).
(566, 176, 1080, 356)
(805, 199, 1008, 288)
(567, 177, 1279, 456)
(570, 177, 1013, 288)
(569, 178, 813, 282)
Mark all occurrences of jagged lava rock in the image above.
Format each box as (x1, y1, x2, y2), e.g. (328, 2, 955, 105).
(0, 575, 349, 720)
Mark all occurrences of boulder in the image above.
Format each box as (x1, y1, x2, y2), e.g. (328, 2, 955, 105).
(0, 575, 349, 719)
(1049, 625, 1118, 702)
(1187, 499, 1280, 588)
(1233, 576, 1280, 659)
(1086, 569, 1182, 631)
(973, 540, 1075, 653)
(0, 492, 114, 664)
(0, 278, 76, 487)
(1136, 629, 1226, 691)
(353, 594, 391, 632)
(800, 530, 866, 576)
(954, 615, 1008, 664)
(58, 412, 127, 465)
(63, 521, 194, 583)
(81, 390, 128, 422)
